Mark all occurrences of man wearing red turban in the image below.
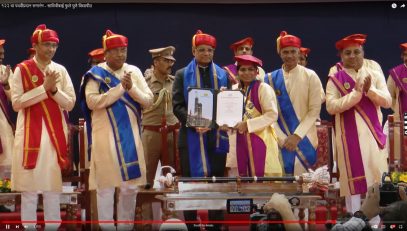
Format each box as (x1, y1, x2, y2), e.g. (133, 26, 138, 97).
(328, 34, 384, 76)
(298, 47, 311, 67)
(264, 31, 324, 177)
(326, 34, 391, 216)
(223, 37, 266, 85)
(387, 42, 407, 175)
(80, 29, 153, 230)
(172, 30, 230, 230)
(10, 24, 76, 230)
(387, 42, 407, 120)
(88, 48, 104, 67)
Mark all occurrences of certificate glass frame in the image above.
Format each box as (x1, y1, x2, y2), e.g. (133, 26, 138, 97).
(216, 90, 244, 128)
(186, 88, 214, 128)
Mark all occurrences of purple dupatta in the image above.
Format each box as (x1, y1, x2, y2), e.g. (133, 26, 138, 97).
(389, 64, 407, 118)
(236, 81, 268, 176)
(330, 71, 386, 195)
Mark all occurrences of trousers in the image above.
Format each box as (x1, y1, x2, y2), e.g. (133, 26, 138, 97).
(21, 191, 61, 231)
(97, 181, 139, 231)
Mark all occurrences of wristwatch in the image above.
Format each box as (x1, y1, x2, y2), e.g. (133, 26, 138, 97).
(353, 210, 369, 222)
(51, 87, 58, 96)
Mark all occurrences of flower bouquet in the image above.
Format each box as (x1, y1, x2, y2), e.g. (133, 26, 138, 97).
(391, 172, 407, 184)
(0, 178, 11, 193)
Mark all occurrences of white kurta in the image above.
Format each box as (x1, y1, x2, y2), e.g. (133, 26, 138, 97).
(326, 65, 391, 197)
(386, 64, 407, 161)
(86, 62, 153, 190)
(272, 64, 323, 175)
(10, 57, 76, 192)
(0, 65, 14, 171)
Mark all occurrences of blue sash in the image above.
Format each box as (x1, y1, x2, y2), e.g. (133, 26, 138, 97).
(183, 59, 228, 177)
(265, 69, 316, 174)
(79, 66, 142, 181)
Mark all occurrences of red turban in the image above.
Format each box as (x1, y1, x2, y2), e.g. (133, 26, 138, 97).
(235, 54, 263, 67)
(102, 30, 128, 51)
(230, 37, 254, 51)
(31, 24, 59, 44)
(88, 48, 105, 61)
(335, 34, 367, 50)
(400, 42, 407, 51)
(276, 31, 301, 53)
(300, 47, 311, 57)
(192, 30, 216, 48)
(0, 39, 5, 46)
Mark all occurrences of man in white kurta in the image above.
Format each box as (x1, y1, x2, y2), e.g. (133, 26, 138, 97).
(11, 24, 76, 230)
(386, 42, 407, 164)
(0, 39, 14, 180)
(265, 31, 323, 176)
(328, 50, 387, 183)
(326, 34, 391, 214)
(82, 30, 153, 231)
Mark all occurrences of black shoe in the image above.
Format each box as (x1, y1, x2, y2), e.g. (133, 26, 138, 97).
(0, 205, 11, 212)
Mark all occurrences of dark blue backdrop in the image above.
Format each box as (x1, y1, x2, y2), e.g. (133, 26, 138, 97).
(0, 2, 404, 122)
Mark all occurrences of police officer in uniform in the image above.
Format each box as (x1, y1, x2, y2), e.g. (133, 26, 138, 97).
(141, 46, 179, 228)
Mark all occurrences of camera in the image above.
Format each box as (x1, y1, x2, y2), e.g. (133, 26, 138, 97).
(249, 204, 285, 231)
(379, 172, 407, 206)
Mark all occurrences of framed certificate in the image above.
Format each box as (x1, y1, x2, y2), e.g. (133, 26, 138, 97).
(216, 90, 244, 127)
(186, 88, 214, 128)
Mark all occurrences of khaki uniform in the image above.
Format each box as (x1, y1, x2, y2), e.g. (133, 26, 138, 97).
(142, 68, 179, 185)
(141, 46, 179, 228)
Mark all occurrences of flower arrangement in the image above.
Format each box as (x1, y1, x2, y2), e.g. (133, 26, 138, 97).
(0, 178, 11, 193)
(391, 172, 407, 184)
